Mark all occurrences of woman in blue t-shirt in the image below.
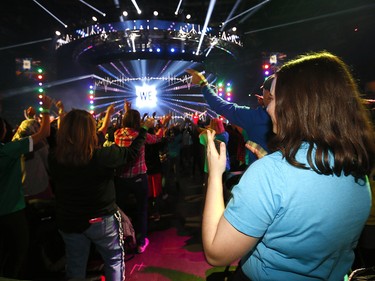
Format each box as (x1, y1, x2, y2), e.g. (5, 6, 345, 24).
(199, 52, 375, 281)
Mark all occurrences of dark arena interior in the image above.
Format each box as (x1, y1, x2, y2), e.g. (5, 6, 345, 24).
(1, 0, 375, 280)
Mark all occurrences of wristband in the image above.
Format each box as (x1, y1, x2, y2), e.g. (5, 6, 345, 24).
(199, 80, 208, 87)
(41, 108, 50, 114)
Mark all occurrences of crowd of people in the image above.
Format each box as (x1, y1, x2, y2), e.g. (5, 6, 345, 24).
(0, 51, 374, 281)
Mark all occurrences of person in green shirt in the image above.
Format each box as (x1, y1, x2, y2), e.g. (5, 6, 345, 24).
(0, 95, 52, 279)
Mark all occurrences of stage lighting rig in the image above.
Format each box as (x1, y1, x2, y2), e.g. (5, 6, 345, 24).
(55, 20, 243, 64)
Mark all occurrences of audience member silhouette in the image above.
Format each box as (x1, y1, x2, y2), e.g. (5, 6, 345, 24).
(48, 105, 153, 281)
(114, 108, 164, 254)
(0, 96, 52, 279)
(12, 106, 51, 199)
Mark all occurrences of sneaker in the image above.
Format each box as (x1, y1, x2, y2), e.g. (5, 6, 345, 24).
(137, 238, 149, 254)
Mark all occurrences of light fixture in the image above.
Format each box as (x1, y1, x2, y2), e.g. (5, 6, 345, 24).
(153, 11, 158, 16)
(123, 11, 128, 17)
(186, 14, 191, 20)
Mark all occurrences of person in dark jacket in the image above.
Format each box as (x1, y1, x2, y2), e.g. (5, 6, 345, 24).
(49, 106, 154, 281)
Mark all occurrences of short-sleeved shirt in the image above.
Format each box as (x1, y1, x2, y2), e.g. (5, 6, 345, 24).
(224, 144, 371, 281)
(0, 137, 32, 216)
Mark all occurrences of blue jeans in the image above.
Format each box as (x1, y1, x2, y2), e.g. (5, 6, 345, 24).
(59, 212, 125, 281)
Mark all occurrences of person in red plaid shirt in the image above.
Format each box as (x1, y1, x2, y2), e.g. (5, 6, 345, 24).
(114, 105, 169, 254)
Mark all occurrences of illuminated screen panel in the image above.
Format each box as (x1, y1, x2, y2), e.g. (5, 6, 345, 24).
(92, 59, 208, 118)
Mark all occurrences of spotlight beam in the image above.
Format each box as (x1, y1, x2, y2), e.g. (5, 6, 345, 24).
(239, 5, 262, 24)
(244, 4, 375, 34)
(130, 0, 142, 14)
(0, 38, 52, 51)
(3, 74, 105, 98)
(175, 0, 183, 15)
(32, 0, 68, 28)
(220, 0, 242, 32)
(196, 0, 216, 55)
(224, 0, 269, 25)
(163, 97, 207, 107)
(110, 62, 126, 77)
(79, 0, 106, 16)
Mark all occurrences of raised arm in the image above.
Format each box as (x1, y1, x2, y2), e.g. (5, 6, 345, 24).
(55, 100, 65, 129)
(97, 104, 115, 136)
(31, 95, 52, 145)
(185, 69, 208, 87)
(202, 130, 258, 266)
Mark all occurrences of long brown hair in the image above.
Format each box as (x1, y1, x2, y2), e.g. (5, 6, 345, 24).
(270, 52, 375, 179)
(55, 109, 98, 166)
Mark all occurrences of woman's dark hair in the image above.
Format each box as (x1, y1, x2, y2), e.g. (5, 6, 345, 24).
(270, 52, 375, 179)
(122, 109, 141, 131)
(55, 109, 98, 166)
(0, 117, 5, 140)
(0, 117, 14, 143)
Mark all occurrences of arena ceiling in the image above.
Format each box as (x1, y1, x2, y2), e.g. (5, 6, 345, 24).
(1, 0, 375, 123)
(2, 0, 374, 63)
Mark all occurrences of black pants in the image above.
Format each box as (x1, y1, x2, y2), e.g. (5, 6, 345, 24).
(115, 174, 149, 246)
(0, 209, 29, 278)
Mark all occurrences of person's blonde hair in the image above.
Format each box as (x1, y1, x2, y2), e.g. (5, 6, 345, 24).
(56, 109, 98, 166)
(270, 52, 375, 180)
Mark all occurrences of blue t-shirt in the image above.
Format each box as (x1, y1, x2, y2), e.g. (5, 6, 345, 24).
(224, 144, 371, 281)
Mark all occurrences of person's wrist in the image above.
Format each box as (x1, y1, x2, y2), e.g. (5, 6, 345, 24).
(199, 80, 208, 87)
(141, 125, 149, 130)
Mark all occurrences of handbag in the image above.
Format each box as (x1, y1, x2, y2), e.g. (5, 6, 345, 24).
(116, 207, 136, 251)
